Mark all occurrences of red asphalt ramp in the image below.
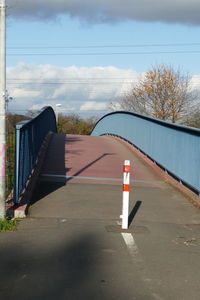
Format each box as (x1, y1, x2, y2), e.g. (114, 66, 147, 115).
(40, 133, 163, 187)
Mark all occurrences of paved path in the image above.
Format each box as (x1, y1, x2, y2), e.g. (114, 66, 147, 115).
(40, 134, 161, 185)
(1, 134, 200, 300)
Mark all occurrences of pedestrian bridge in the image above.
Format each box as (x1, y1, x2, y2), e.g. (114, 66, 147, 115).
(13, 106, 200, 206)
(5, 106, 200, 300)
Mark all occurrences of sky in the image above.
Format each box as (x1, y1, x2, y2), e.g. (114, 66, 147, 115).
(5, 0, 200, 118)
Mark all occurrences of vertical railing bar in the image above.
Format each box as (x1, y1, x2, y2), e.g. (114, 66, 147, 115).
(14, 125, 21, 204)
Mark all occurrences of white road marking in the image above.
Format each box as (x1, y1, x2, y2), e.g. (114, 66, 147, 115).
(121, 232, 139, 258)
(41, 173, 162, 184)
(120, 230, 164, 300)
(41, 174, 122, 181)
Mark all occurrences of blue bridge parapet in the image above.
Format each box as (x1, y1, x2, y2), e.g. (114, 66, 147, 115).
(91, 111, 200, 196)
(14, 106, 57, 204)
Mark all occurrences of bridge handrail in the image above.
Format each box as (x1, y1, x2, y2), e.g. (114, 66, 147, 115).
(92, 111, 200, 135)
(14, 106, 57, 203)
(91, 111, 200, 195)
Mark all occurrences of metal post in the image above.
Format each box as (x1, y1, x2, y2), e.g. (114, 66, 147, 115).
(55, 103, 62, 123)
(0, 0, 6, 218)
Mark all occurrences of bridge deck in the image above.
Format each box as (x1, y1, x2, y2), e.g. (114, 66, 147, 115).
(1, 133, 200, 299)
(40, 133, 162, 185)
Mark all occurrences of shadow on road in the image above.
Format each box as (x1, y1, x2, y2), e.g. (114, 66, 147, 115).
(0, 231, 138, 300)
(0, 233, 98, 299)
(128, 201, 142, 227)
(66, 152, 115, 183)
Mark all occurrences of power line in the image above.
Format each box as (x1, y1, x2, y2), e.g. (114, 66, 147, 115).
(6, 50, 200, 56)
(7, 76, 200, 81)
(7, 77, 200, 81)
(7, 77, 139, 80)
(7, 81, 136, 85)
(8, 109, 109, 114)
(6, 80, 200, 86)
(6, 77, 138, 85)
(7, 42, 200, 49)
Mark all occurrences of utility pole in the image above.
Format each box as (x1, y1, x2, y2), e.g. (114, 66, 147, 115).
(0, 0, 6, 219)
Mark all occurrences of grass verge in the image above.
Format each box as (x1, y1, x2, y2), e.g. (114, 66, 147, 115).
(0, 218, 17, 232)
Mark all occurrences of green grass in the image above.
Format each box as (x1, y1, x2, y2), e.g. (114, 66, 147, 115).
(0, 218, 17, 232)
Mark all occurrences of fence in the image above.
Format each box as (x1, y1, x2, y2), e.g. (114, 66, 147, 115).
(14, 106, 57, 204)
(91, 111, 200, 196)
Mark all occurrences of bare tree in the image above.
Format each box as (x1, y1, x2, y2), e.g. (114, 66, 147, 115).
(184, 104, 200, 128)
(112, 64, 195, 123)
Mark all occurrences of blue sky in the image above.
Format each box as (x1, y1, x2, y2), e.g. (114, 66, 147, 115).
(5, 0, 200, 117)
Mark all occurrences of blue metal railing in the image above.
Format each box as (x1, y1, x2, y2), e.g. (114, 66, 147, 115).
(91, 111, 200, 196)
(14, 106, 57, 204)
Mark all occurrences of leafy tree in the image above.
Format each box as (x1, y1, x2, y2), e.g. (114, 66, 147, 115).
(57, 114, 97, 135)
(111, 64, 196, 123)
(6, 113, 27, 133)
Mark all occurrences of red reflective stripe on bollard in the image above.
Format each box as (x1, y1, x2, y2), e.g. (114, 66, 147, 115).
(123, 165, 131, 173)
(123, 184, 130, 192)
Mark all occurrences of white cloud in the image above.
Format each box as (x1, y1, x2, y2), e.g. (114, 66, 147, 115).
(7, 63, 139, 115)
(7, 62, 200, 116)
(190, 75, 200, 89)
(7, 0, 200, 25)
(11, 88, 41, 99)
(80, 101, 107, 111)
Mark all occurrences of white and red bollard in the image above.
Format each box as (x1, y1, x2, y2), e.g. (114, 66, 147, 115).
(121, 160, 131, 229)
